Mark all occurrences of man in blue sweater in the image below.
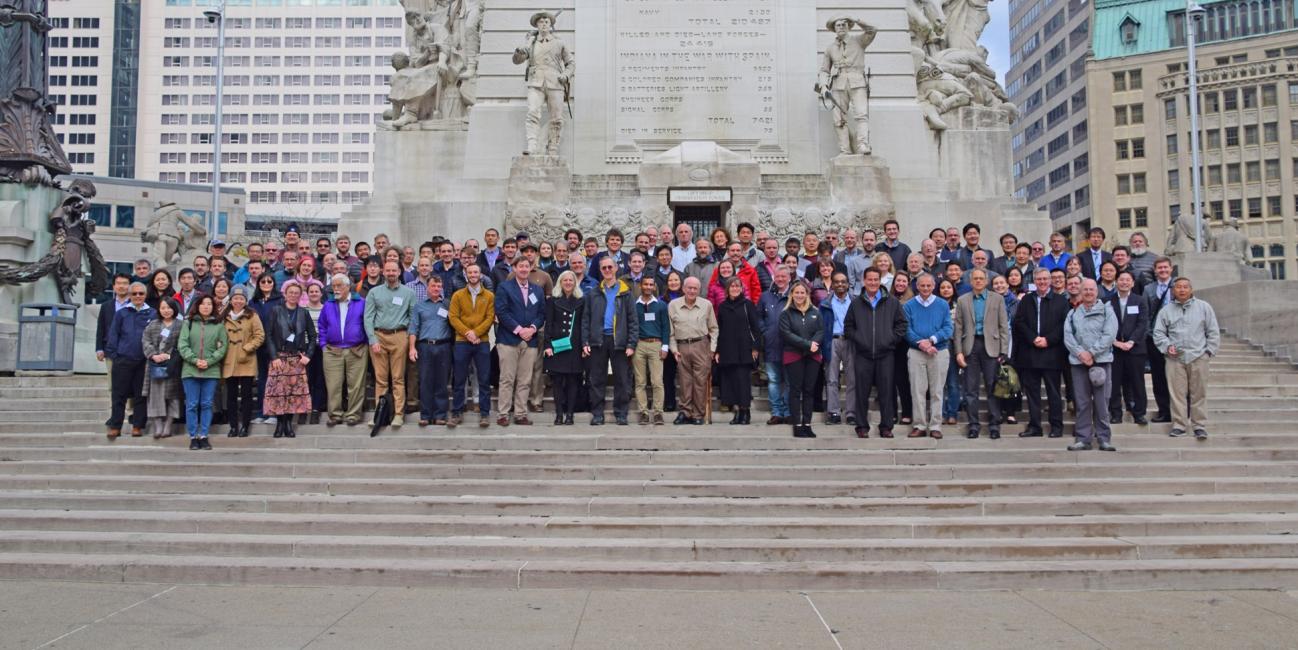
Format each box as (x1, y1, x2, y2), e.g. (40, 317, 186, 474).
(903, 273, 953, 438)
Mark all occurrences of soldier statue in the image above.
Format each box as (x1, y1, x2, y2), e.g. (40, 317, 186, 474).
(816, 17, 877, 156)
(512, 11, 574, 156)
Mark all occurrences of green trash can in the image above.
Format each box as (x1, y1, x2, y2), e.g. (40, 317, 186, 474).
(16, 303, 78, 372)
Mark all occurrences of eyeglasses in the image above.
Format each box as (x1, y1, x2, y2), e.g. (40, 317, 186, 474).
(129, 291, 146, 296)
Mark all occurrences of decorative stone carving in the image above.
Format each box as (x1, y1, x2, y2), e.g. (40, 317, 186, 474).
(942, 0, 991, 52)
(140, 201, 208, 270)
(754, 206, 882, 244)
(503, 204, 645, 245)
(0, 1, 71, 185)
(1166, 211, 1213, 257)
(816, 18, 877, 156)
(381, 0, 482, 130)
(0, 179, 107, 303)
(1211, 217, 1249, 265)
(905, 0, 1016, 132)
(513, 11, 574, 156)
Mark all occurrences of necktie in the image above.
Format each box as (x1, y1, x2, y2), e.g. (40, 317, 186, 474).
(1036, 295, 1042, 336)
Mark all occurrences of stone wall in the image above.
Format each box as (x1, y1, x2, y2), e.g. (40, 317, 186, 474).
(1197, 281, 1298, 363)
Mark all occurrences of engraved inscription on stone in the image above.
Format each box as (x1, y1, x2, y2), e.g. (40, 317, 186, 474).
(615, 0, 778, 143)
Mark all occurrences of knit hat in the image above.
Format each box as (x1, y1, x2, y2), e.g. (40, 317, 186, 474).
(231, 285, 248, 298)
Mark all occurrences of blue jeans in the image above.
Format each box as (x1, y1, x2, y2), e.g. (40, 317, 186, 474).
(417, 341, 451, 420)
(453, 341, 491, 416)
(764, 361, 789, 417)
(942, 354, 963, 419)
(182, 377, 219, 438)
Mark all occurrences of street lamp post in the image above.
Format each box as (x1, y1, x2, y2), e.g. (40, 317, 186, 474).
(1185, 1, 1206, 252)
(204, 1, 227, 241)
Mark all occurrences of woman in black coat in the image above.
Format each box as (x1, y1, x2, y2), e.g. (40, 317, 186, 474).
(543, 271, 585, 425)
(714, 277, 762, 424)
(779, 280, 825, 438)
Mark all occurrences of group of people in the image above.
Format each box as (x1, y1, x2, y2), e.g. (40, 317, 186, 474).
(97, 220, 1221, 450)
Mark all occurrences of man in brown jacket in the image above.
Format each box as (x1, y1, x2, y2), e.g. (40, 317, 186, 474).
(954, 268, 1010, 439)
(448, 263, 495, 428)
(667, 277, 718, 425)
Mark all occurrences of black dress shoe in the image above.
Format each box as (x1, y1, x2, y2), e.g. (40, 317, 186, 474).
(1151, 414, 1172, 423)
(673, 412, 688, 425)
(691, 417, 706, 425)
(827, 413, 841, 425)
(879, 429, 894, 438)
(615, 416, 628, 426)
(227, 424, 239, 438)
(189, 438, 201, 450)
(1098, 442, 1117, 452)
(1019, 429, 1043, 438)
(553, 414, 564, 425)
(1048, 430, 1064, 438)
(845, 415, 857, 426)
(1109, 413, 1123, 424)
(1067, 441, 1093, 451)
(1133, 415, 1148, 426)
(591, 415, 605, 426)
(793, 425, 816, 438)
(989, 430, 1001, 440)
(198, 437, 212, 450)
(966, 430, 980, 439)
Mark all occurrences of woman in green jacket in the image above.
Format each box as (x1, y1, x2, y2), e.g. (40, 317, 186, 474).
(179, 294, 229, 450)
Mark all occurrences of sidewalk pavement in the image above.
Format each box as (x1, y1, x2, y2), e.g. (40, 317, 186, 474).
(3, 581, 1297, 649)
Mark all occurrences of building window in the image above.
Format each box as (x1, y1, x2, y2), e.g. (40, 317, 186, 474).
(1131, 138, 1144, 158)
(1264, 122, 1278, 143)
(1114, 106, 1127, 126)
(1223, 89, 1238, 110)
(1113, 71, 1126, 91)
(1116, 140, 1129, 160)
(1166, 133, 1178, 154)
(1164, 98, 1176, 120)
(1227, 163, 1241, 183)
(1242, 87, 1257, 109)
(1168, 169, 1179, 190)
(1118, 208, 1132, 229)
(1120, 18, 1140, 45)
(1262, 84, 1277, 107)
(1133, 173, 1146, 193)
(1134, 207, 1148, 227)
(1225, 127, 1239, 147)
(1268, 196, 1282, 216)
(1244, 124, 1258, 145)
(1208, 165, 1222, 185)
(1246, 161, 1261, 182)
(1248, 198, 1262, 218)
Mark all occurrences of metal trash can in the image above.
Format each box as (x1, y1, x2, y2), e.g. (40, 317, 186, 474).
(16, 303, 78, 372)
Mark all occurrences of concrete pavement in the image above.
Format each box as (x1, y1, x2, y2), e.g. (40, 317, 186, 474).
(3, 581, 1298, 649)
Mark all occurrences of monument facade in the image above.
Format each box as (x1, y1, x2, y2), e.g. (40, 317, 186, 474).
(340, 0, 1048, 247)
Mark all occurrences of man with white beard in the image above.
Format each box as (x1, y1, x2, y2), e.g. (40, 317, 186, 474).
(1127, 232, 1158, 288)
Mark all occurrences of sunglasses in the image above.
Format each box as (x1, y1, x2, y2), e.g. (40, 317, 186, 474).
(129, 291, 146, 296)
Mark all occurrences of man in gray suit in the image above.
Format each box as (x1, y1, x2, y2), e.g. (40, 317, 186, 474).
(954, 269, 1010, 439)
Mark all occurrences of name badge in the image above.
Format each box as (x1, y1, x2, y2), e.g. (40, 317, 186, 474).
(437, 307, 449, 318)
(392, 296, 404, 306)
(160, 328, 171, 339)
(1026, 283, 1036, 292)
(286, 333, 295, 343)
(644, 313, 656, 322)
(1126, 305, 1140, 315)
(528, 293, 538, 305)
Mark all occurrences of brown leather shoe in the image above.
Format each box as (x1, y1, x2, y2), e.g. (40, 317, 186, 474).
(766, 416, 783, 425)
(514, 416, 532, 426)
(479, 418, 490, 428)
(106, 428, 121, 440)
(418, 419, 430, 427)
(497, 415, 511, 427)
(130, 427, 143, 437)
(879, 429, 894, 438)
(528, 403, 543, 413)
(908, 428, 926, 438)
(639, 413, 650, 425)
(433, 419, 447, 426)
(930, 430, 944, 439)
(855, 427, 869, 438)
(653, 413, 664, 425)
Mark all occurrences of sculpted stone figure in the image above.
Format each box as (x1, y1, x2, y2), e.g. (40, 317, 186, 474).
(384, 2, 480, 128)
(1211, 217, 1250, 265)
(513, 12, 574, 156)
(817, 18, 877, 155)
(906, 0, 947, 54)
(942, 0, 992, 52)
(915, 64, 973, 131)
(1166, 211, 1212, 257)
(141, 201, 207, 269)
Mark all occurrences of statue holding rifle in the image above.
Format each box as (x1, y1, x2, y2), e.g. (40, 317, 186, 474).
(512, 11, 574, 156)
(816, 17, 877, 156)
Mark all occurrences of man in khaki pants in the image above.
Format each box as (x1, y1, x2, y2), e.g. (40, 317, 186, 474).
(1152, 277, 1220, 440)
(668, 277, 718, 425)
(319, 274, 369, 426)
(363, 260, 415, 427)
(632, 276, 671, 425)
(494, 257, 546, 426)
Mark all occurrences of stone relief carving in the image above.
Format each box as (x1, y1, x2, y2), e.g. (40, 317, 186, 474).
(0, 0, 71, 185)
(381, 0, 482, 130)
(140, 201, 209, 270)
(502, 205, 645, 245)
(905, 0, 1017, 131)
(754, 206, 892, 243)
(0, 179, 108, 304)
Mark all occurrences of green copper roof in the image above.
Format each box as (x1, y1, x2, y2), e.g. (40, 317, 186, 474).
(1093, 0, 1298, 60)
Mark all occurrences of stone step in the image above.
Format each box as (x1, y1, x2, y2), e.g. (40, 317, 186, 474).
(2, 552, 1297, 590)
(4, 530, 1298, 564)
(3, 459, 1296, 482)
(1, 470, 1296, 500)
(5, 509, 1296, 541)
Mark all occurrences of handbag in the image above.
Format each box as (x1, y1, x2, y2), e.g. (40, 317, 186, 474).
(149, 360, 173, 380)
(549, 310, 576, 354)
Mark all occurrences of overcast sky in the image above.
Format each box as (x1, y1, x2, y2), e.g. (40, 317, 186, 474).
(982, 0, 1013, 80)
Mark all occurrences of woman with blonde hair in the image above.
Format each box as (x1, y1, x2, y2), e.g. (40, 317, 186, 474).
(871, 251, 895, 290)
(544, 270, 585, 425)
(779, 280, 825, 438)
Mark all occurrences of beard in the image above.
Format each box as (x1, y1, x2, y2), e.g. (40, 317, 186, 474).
(1131, 246, 1148, 256)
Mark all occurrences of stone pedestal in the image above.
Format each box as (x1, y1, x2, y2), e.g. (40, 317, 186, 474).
(507, 156, 572, 209)
(638, 141, 761, 225)
(828, 154, 895, 218)
(0, 183, 99, 373)
(938, 107, 1015, 200)
(1171, 252, 1271, 290)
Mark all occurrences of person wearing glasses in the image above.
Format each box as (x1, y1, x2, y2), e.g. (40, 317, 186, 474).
(104, 282, 155, 439)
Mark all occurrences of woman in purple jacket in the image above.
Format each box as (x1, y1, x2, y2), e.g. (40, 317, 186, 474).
(316, 273, 370, 426)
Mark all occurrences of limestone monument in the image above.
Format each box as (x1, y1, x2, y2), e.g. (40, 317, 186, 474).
(1210, 217, 1249, 266)
(339, 0, 1051, 249)
(513, 11, 574, 156)
(816, 17, 876, 155)
(140, 201, 209, 270)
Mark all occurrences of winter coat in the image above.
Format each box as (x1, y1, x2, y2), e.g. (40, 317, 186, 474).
(544, 294, 584, 375)
(177, 318, 229, 380)
(757, 287, 790, 362)
(715, 296, 761, 366)
(140, 318, 182, 401)
(582, 279, 638, 351)
(1064, 300, 1119, 365)
(265, 304, 318, 359)
(779, 303, 824, 360)
(221, 309, 265, 378)
(105, 303, 154, 362)
(843, 292, 908, 359)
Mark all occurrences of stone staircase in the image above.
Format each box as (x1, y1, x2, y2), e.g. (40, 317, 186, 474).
(1, 333, 1298, 590)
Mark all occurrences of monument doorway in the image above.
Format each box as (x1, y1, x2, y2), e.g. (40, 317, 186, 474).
(669, 187, 732, 237)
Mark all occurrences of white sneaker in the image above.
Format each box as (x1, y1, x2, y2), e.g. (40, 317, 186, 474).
(265, 416, 277, 425)
(251, 417, 265, 425)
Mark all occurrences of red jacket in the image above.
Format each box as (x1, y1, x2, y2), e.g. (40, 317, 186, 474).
(708, 260, 762, 305)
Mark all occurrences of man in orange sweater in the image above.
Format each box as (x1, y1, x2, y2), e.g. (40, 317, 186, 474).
(448, 263, 495, 428)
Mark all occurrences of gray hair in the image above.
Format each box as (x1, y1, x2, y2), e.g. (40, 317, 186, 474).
(329, 273, 351, 286)
(129, 281, 147, 293)
(552, 270, 584, 299)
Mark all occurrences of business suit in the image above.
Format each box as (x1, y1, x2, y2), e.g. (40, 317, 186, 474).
(1142, 279, 1174, 419)
(954, 289, 1009, 436)
(1011, 291, 1069, 436)
(1108, 292, 1150, 421)
(494, 279, 546, 420)
(1078, 248, 1113, 281)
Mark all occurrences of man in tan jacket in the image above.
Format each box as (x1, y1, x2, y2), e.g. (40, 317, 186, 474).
(953, 268, 1009, 439)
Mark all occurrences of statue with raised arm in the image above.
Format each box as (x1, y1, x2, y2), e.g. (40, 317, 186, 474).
(943, 0, 992, 52)
(816, 17, 878, 156)
(1211, 216, 1249, 265)
(513, 11, 574, 156)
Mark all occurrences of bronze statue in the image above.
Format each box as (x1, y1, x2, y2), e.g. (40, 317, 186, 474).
(0, 0, 71, 185)
(0, 179, 109, 304)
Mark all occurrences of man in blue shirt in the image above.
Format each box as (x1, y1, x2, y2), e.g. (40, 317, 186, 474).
(903, 273, 953, 438)
(823, 272, 856, 425)
(1038, 232, 1073, 272)
(408, 276, 453, 426)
